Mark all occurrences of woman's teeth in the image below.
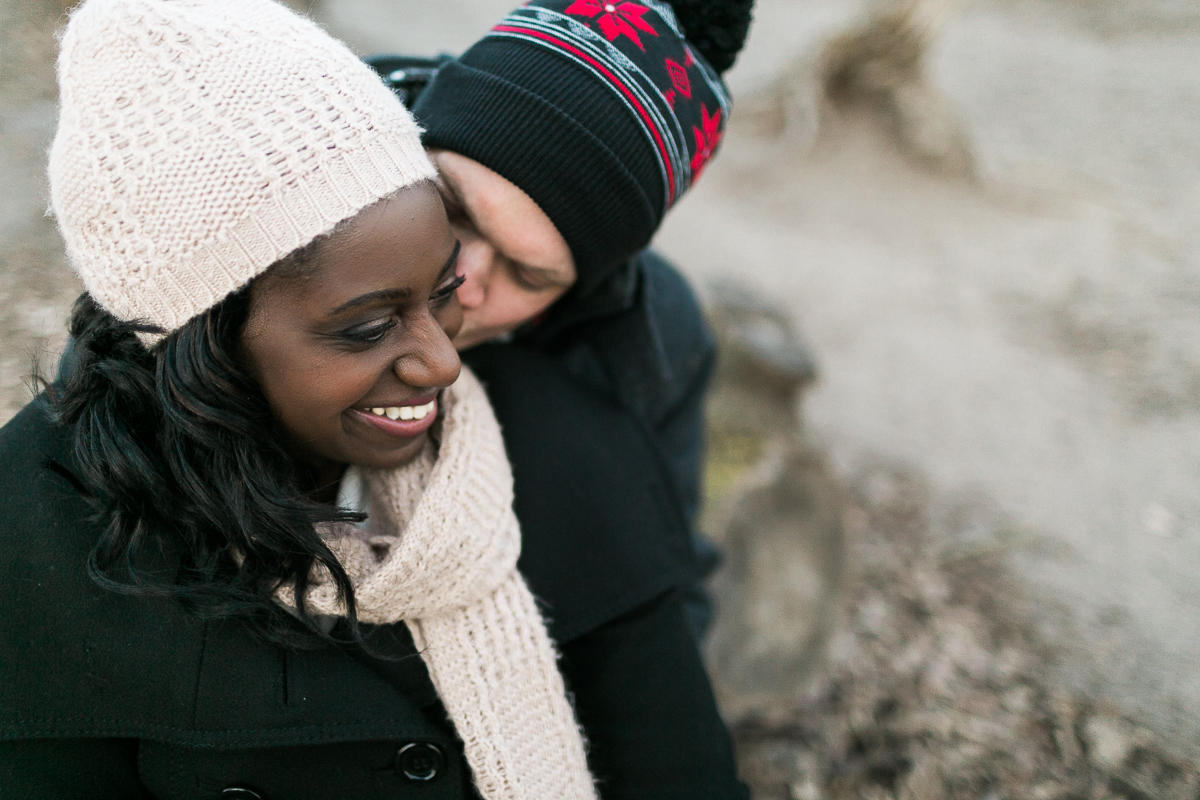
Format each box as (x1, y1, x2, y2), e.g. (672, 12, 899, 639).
(368, 401, 435, 422)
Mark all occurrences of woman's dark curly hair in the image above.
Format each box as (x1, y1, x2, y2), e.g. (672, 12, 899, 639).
(50, 280, 365, 648)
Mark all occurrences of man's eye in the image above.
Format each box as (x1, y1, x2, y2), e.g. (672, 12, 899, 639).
(511, 266, 551, 292)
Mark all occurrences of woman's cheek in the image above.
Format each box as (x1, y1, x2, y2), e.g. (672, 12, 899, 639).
(291, 354, 371, 419)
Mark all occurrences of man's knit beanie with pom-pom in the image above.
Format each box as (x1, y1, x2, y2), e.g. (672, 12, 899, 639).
(49, 0, 436, 336)
(413, 0, 754, 296)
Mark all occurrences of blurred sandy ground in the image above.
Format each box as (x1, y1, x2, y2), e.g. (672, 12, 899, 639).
(3, 0, 1200, 764)
(657, 0, 1200, 758)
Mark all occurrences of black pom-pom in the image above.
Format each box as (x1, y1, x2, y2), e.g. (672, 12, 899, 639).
(668, 0, 755, 74)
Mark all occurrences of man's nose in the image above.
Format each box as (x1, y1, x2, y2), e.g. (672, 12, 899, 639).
(454, 239, 494, 310)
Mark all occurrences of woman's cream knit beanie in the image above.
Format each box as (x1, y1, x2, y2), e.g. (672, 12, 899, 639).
(49, 0, 436, 334)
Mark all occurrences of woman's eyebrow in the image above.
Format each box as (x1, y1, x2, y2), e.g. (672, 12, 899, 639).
(326, 241, 461, 316)
(328, 287, 412, 315)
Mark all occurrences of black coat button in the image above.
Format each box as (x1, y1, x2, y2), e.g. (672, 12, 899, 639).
(396, 742, 445, 781)
(221, 788, 263, 800)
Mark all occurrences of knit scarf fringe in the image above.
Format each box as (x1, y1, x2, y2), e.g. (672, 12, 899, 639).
(279, 367, 597, 800)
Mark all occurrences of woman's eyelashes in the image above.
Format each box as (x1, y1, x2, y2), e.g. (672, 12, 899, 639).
(429, 242, 464, 308)
(336, 317, 398, 345)
(431, 274, 466, 307)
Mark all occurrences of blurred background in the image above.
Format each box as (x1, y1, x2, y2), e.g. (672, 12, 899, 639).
(3, 0, 1199, 796)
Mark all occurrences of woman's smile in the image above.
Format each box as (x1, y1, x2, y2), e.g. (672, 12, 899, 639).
(347, 394, 440, 438)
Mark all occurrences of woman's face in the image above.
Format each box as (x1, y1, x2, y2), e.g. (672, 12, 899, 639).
(429, 149, 576, 350)
(241, 184, 463, 489)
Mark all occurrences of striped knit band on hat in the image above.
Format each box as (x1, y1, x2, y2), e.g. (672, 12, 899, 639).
(49, 0, 436, 336)
(414, 0, 732, 296)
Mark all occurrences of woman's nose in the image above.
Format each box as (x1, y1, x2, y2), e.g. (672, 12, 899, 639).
(394, 312, 462, 390)
(454, 238, 493, 310)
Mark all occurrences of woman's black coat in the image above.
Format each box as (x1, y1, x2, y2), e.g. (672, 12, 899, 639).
(0, 236, 742, 798)
(0, 302, 744, 799)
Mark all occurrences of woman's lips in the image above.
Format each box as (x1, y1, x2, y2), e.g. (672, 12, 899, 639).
(347, 396, 439, 438)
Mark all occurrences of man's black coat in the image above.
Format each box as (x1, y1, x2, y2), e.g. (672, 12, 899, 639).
(465, 250, 719, 640)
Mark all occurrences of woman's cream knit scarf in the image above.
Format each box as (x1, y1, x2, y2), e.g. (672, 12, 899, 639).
(280, 367, 597, 800)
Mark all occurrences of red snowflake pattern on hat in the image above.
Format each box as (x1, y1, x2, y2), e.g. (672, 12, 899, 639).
(690, 104, 723, 182)
(664, 57, 692, 100)
(565, 0, 658, 50)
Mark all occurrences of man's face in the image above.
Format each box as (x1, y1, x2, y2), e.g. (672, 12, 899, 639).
(429, 149, 577, 350)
